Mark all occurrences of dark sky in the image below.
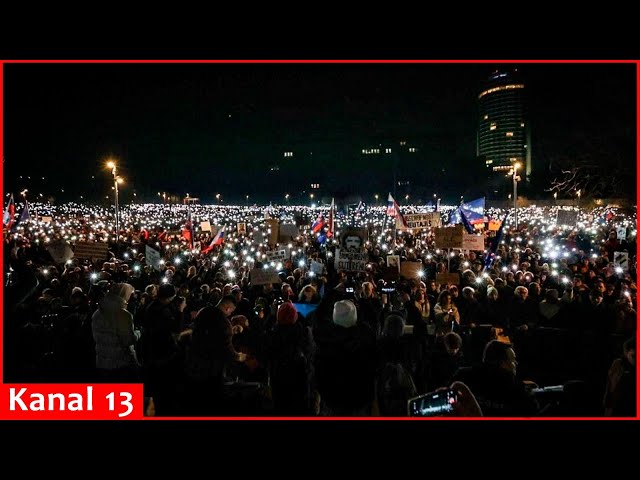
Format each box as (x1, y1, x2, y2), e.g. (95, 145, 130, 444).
(3, 62, 636, 203)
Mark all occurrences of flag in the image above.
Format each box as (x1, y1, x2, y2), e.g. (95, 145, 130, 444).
(201, 227, 225, 254)
(387, 193, 401, 217)
(181, 206, 195, 248)
(388, 193, 408, 228)
(458, 207, 475, 234)
(449, 197, 485, 225)
(18, 200, 31, 224)
(327, 198, 335, 238)
(3, 194, 15, 230)
(484, 212, 510, 272)
(311, 214, 325, 233)
(395, 212, 409, 229)
(182, 223, 193, 247)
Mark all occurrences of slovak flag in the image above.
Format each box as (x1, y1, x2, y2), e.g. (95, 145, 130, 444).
(3, 194, 15, 230)
(201, 227, 225, 254)
(327, 198, 335, 238)
(311, 214, 325, 233)
(387, 193, 401, 217)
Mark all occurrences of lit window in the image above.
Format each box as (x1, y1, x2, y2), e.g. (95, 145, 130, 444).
(478, 84, 525, 99)
(489, 123, 497, 131)
(362, 149, 366, 154)
(400, 140, 406, 146)
(485, 160, 493, 164)
(506, 132, 514, 137)
(520, 122, 525, 127)
(385, 148, 392, 154)
(284, 152, 293, 157)
(409, 147, 416, 153)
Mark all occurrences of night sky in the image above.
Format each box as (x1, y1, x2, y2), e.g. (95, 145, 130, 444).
(3, 62, 636, 204)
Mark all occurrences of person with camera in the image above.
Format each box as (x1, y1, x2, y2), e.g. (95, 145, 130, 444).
(433, 290, 461, 337)
(451, 340, 539, 417)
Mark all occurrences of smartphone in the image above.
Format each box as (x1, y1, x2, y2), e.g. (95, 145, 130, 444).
(408, 389, 458, 417)
(346, 287, 354, 293)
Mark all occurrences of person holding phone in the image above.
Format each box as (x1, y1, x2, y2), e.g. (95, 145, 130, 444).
(433, 290, 460, 336)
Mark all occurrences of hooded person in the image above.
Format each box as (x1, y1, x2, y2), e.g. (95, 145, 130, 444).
(267, 301, 315, 415)
(91, 282, 140, 381)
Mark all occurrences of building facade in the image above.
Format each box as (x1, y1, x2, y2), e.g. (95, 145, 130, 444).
(477, 70, 531, 181)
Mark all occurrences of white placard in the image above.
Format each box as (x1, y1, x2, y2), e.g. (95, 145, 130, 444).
(397, 213, 442, 230)
(145, 245, 162, 271)
(614, 251, 629, 272)
(334, 248, 367, 272)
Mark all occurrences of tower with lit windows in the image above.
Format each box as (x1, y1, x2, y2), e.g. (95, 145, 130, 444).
(477, 70, 531, 181)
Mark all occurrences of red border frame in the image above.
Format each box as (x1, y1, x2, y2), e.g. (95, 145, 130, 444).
(0, 59, 637, 421)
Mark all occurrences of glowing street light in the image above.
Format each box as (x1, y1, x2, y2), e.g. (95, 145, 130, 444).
(512, 162, 521, 230)
(106, 159, 123, 234)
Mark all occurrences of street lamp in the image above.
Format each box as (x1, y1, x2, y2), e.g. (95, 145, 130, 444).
(512, 162, 521, 230)
(106, 160, 122, 234)
(374, 193, 379, 205)
(285, 193, 290, 205)
(216, 193, 221, 204)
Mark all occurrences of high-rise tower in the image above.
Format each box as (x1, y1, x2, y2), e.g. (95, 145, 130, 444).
(477, 70, 531, 181)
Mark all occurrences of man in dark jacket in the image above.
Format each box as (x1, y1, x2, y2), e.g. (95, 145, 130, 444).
(315, 300, 377, 416)
(183, 294, 247, 415)
(451, 340, 538, 417)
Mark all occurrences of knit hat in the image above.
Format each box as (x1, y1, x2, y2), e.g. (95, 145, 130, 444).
(333, 300, 357, 328)
(277, 302, 298, 326)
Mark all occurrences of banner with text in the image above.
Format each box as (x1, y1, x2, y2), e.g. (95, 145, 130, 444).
(397, 213, 442, 230)
(334, 248, 368, 272)
(265, 249, 288, 263)
(463, 234, 485, 251)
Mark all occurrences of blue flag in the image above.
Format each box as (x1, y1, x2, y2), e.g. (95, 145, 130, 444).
(449, 197, 485, 225)
(459, 207, 475, 234)
(18, 200, 30, 224)
(484, 212, 509, 272)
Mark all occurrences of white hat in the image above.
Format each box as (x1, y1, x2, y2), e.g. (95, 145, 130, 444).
(333, 300, 357, 328)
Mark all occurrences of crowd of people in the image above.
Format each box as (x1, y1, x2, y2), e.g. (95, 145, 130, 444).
(3, 200, 637, 417)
